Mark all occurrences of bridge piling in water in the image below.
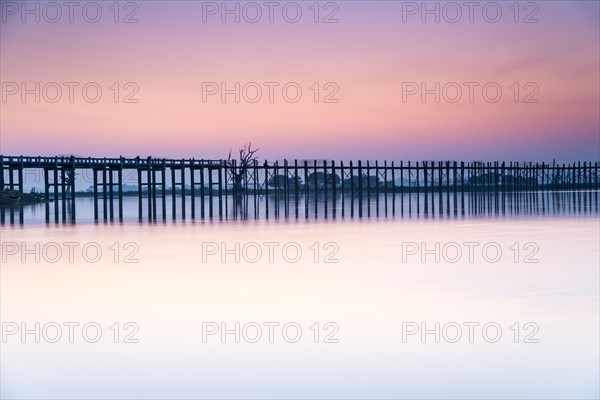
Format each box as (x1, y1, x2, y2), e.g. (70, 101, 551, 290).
(1, 155, 599, 224)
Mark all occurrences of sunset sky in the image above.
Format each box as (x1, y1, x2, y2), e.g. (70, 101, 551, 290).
(1, 0, 598, 162)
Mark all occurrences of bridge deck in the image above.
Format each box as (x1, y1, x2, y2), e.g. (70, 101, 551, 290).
(0, 156, 224, 169)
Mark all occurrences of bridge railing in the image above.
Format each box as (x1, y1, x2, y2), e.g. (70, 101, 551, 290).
(0, 155, 224, 168)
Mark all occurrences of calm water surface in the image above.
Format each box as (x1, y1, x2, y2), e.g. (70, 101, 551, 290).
(1, 195, 598, 399)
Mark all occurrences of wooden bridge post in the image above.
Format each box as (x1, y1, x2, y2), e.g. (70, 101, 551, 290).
(471, 162, 475, 194)
(294, 160, 299, 219)
(453, 161, 457, 216)
(374, 161, 380, 217)
(101, 163, 107, 222)
(18, 164, 24, 203)
(408, 161, 412, 216)
(391, 161, 396, 216)
(181, 160, 186, 220)
(274, 161, 280, 218)
(585, 161, 590, 191)
(438, 161, 443, 214)
(137, 168, 142, 221)
(357, 160, 363, 218)
(384, 161, 388, 217)
(375, 160, 380, 217)
(116, 164, 123, 221)
(494, 161, 498, 213)
(161, 164, 166, 220)
(118, 163, 123, 222)
(54, 165, 59, 223)
(93, 169, 100, 222)
(145, 165, 152, 221)
(400, 160, 404, 216)
(171, 166, 176, 219)
(349, 160, 355, 218)
(234, 161, 239, 218)
(200, 164, 205, 218)
(17, 161, 24, 224)
(253, 160, 258, 219)
(510, 161, 520, 193)
(460, 161, 465, 215)
(108, 168, 114, 221)
(227, 161, 233, 219)
(147, 166, 153, 221)
(229, 160, 234, 217)
(594, 161, 600, 212)
(218, 162, 223, 219)
(44, 168, 50, 223)
(587, 161, 592, 191)
(285, 160, 290, 218)
(264, 160, 269, 219)
(495, 161, 500, 214)
(244, 159, 250, 212)
(237, 159, 241, 218)
(428, 161, 433, 215)
(435, 161, 439, 214)
(190, 163, 196, 219)
(151, 167, 157, 221)
(510, 161, 519, 215)
(481, 161, 492, 214)
(332, 160, 337, 219)
(252, 160, 259, 219)
(323, 160, 328, 219)
(313, 160, 318, 218)
(70, 164, 76, 223)
(304, 160, 309, 219)
(61, 168, 67, 222)
(472, 162, 477, 215)
(423, 161, 428, 215)
(340, 161, 345, 218)
(528, 161, 532, 193)
(511, 161, 515, 194)
(416, 161, 420, 215)
(270, 160, 276, 218)
(209, 164, 215, 218)
(366, 161, 371, 218)
(430, 161, 435, 216)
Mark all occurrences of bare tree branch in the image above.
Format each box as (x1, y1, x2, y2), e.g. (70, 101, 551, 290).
(225, 143, 260, 195)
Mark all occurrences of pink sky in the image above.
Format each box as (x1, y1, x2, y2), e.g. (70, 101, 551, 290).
(1, 1, 598, 162)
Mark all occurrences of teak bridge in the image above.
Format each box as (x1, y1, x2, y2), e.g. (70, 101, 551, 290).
(1, 155, 598, 223)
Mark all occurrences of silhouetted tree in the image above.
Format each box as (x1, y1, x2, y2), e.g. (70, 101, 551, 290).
(267, 174, 302, 189)
(342, 174, 380, 191)
(225, 143, 259, 193)
(307, 171, 340, 190)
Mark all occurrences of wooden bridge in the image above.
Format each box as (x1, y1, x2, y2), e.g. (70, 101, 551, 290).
(1, 155, 598, 223)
